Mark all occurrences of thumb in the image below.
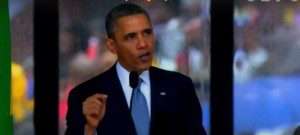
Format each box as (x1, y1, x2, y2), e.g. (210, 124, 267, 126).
(102, 95, 108, 105)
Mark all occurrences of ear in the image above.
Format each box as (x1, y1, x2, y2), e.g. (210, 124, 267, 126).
(105, 38, 117, 54)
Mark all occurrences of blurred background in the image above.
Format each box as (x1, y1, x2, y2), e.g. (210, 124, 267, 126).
(234, 1, 300, 135)
(8, 0, 300, 134)
(9, 0, 34, 134)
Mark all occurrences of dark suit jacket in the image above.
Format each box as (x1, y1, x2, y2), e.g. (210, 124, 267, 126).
(65, 64, 206, 135)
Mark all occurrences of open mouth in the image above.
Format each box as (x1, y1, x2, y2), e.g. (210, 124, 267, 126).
(138, 52, 151, 62)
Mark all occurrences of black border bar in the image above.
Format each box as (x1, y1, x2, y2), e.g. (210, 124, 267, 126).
(34, 0, 58, 134)
(210, 0, 234, 134)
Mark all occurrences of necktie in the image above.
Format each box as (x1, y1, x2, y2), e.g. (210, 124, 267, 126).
(131, 78, 150, 135)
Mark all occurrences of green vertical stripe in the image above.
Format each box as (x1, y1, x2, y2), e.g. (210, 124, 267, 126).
(0, 0, 13, 134)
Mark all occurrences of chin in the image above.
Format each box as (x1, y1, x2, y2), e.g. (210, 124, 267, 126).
(137, 62, 151, 72)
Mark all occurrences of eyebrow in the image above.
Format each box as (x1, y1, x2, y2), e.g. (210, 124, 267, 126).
(123, 28, 152, 39)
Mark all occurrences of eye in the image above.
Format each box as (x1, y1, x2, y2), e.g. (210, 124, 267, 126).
(143, 29, 152, 36)
(124, 34, 135, 41)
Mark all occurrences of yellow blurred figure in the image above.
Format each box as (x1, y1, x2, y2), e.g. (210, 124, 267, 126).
(284, 8, 294, 27)
(11, 62, 28, 123)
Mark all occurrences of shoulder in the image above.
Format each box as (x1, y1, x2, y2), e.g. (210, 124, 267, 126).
(68, 66, 114, 100)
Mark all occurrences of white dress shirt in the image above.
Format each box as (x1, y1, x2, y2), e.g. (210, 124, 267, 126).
(116, 62, 151, 116)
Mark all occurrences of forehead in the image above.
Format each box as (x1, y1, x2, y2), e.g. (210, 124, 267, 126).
(113, 14, 152, 35)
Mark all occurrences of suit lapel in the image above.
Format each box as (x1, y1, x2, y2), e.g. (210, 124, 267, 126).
(108, 64, 131, 114)
(149, 67, 168, 134)
(99, 64, 136, 135)
(149, 67, 161, 119)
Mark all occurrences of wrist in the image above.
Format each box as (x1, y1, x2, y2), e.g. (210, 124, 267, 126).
(85, 124, 96, 135)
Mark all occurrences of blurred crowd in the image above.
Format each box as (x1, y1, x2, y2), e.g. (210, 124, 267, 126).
(234, 1, 300, 135)
(234, 1, 300, 83)
(9, 0, 34, 134)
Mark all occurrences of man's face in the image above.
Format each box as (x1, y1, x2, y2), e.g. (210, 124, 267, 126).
(108, 13, 154, 73)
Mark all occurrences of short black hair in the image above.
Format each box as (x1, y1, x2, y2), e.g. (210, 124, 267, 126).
(105, 3, 151, 39)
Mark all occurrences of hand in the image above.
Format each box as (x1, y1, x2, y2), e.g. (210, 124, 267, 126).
(83, 94, 108, 134)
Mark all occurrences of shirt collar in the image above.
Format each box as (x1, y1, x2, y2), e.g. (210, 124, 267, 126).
(116, 61, 150, 87)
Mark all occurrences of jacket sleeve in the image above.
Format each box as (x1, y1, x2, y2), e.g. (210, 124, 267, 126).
(65, 87, 86, 135)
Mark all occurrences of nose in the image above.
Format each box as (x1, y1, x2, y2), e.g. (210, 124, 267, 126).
(136, 35, 147, 49)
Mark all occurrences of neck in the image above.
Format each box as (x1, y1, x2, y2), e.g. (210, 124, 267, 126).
(118, 61, 144, 75)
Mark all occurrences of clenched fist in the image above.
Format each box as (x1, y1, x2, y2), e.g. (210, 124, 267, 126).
(82, 94, 108, 135)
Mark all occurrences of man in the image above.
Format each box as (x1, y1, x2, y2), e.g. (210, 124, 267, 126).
(66, 3, 206, 135)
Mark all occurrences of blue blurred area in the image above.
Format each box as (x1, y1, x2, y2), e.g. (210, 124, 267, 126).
(234, 2, 300, 134)
(234, 75, 300, 133)
(201, 101, 210, 133)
